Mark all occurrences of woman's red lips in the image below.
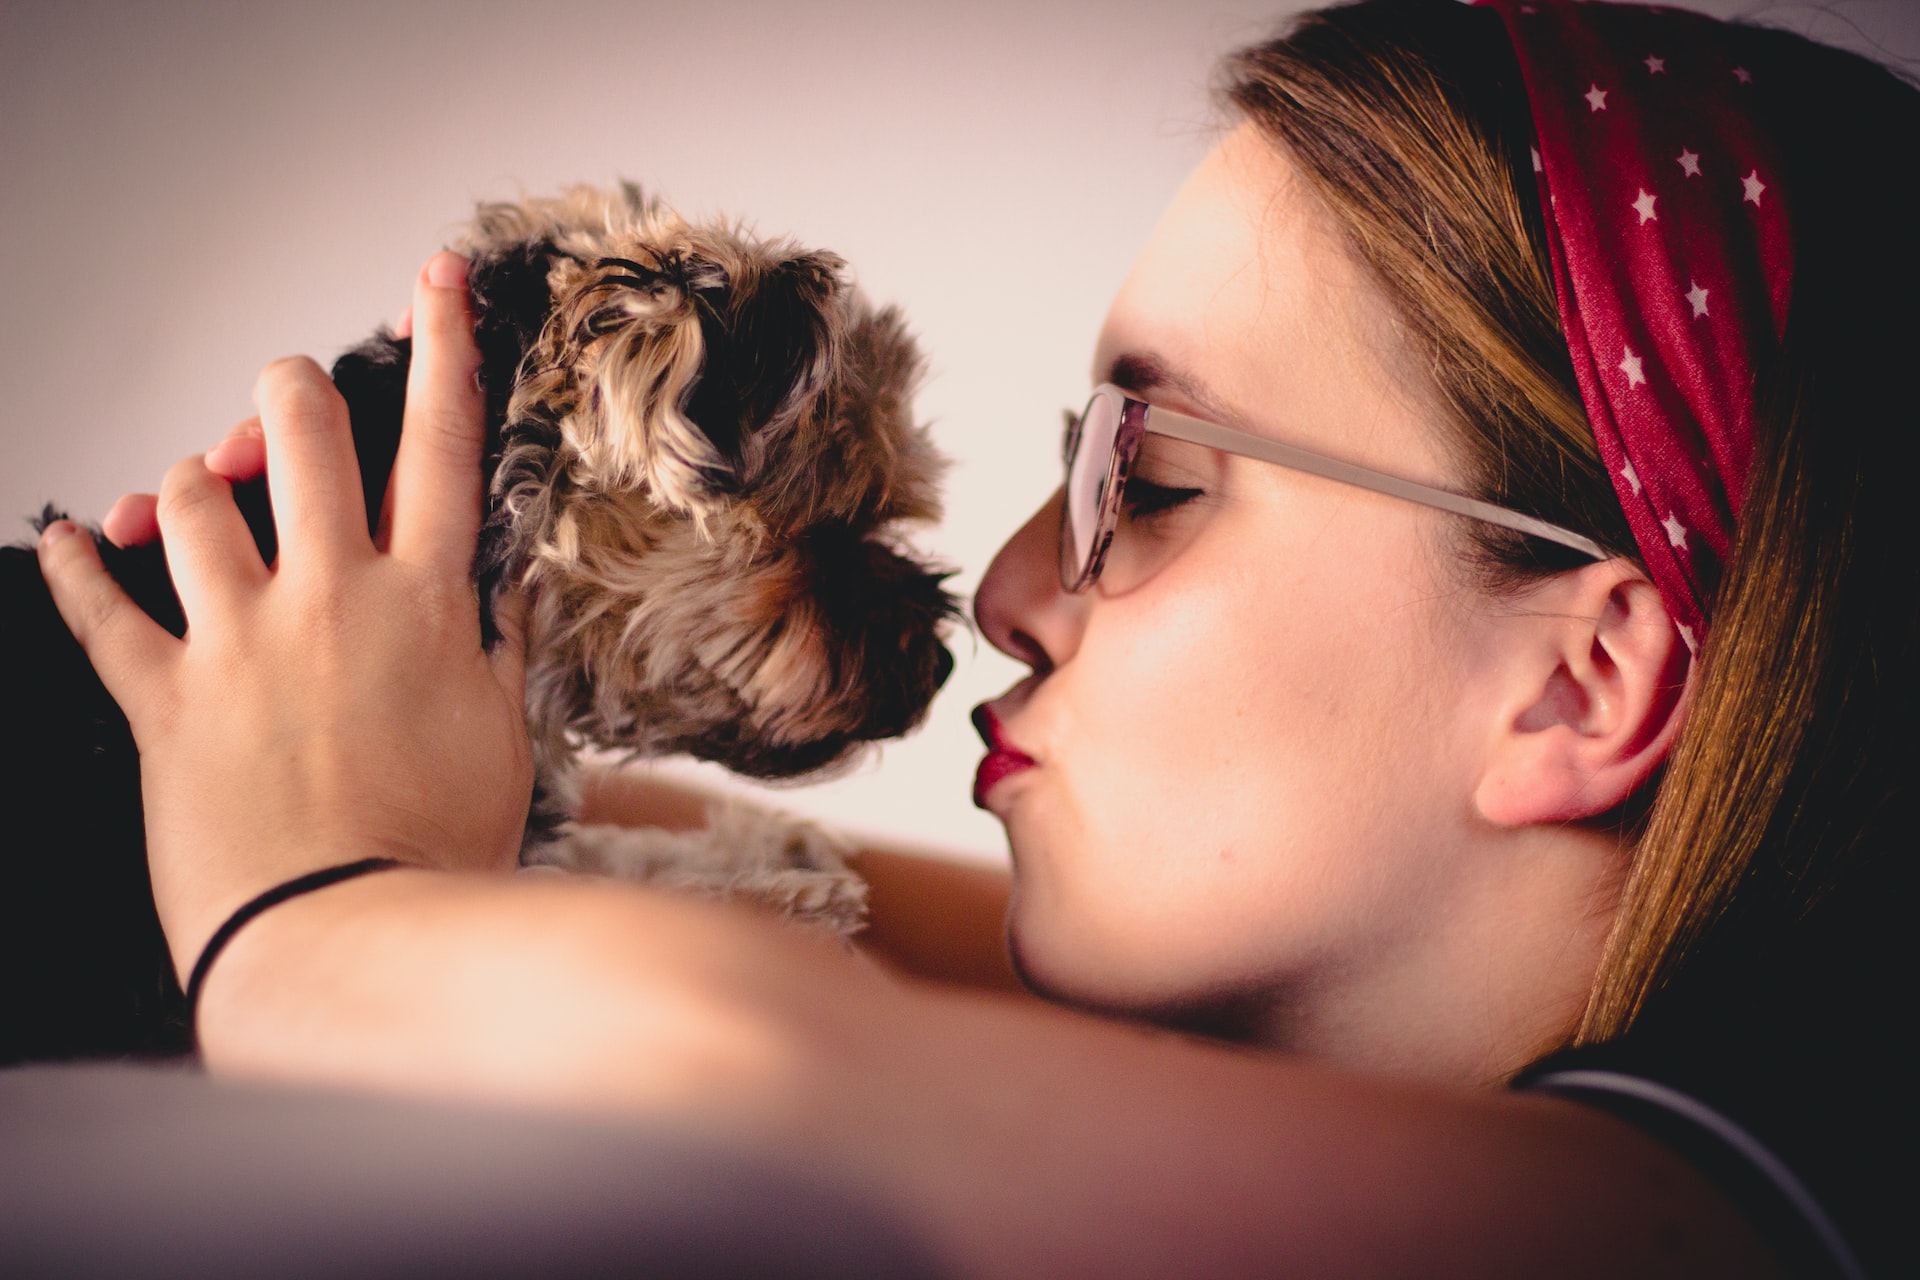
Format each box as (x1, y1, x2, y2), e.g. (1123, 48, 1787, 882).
(971, 704, 1037, 809)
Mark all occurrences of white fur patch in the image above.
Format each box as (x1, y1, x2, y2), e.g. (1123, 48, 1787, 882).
(526, 799, 867, 937)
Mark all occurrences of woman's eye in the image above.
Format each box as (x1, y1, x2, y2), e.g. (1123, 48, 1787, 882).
(1120, 475, 1203, 518)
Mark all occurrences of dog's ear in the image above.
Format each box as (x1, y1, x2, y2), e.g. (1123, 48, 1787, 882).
(681, 250, 841, 497)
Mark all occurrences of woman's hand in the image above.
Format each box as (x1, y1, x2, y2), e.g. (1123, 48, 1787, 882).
(37, 253, 533, 982)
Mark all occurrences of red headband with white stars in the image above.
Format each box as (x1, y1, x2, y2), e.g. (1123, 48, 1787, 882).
(1479, 0, 1792, 652)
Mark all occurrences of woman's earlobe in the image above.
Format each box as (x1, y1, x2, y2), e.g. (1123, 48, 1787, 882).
(1474, 566, 1692, 828)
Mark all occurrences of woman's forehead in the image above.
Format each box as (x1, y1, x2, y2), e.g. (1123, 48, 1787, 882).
(1092, 124, 1450, 476)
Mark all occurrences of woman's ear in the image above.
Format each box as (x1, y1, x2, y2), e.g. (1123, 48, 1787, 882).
(1474, 561, 1692, 828)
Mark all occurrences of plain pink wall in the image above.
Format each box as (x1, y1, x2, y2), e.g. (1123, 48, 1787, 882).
(4, 0, 1914, 859)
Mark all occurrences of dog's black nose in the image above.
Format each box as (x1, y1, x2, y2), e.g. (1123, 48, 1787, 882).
(934, 644, 955, 690)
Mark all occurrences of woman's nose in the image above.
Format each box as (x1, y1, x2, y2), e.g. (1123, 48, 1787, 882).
(973, 488, 1085, 676)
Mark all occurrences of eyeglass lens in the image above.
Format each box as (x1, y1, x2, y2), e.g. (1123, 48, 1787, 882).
(1061, 388, 1125, 589)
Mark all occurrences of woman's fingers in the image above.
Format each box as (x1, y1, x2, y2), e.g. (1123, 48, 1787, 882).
(252, 357, 369, 565)
(154, 454, 270, 620)
(385, 253, 486, 577)
(105, 417, 268, 549)
(107, 256, 476, 578)
(102, 492, 161, 549)
(36, 521, 174, 719)
(206, 416, 267, 482)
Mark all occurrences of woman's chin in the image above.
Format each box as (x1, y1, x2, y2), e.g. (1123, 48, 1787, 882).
(1010, 922, 1278, 1043)
(1006, 898, 1208, 1018)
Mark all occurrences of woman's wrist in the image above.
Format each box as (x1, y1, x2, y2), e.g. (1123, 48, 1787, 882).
(188, 862, 447, 1071)
(184, 857, 406, 1036)
(151, 830, 435, 990)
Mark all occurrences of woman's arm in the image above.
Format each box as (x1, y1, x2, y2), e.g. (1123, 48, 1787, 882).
(574, 766, 718, 834)
(196, 863, 1782, 1280)
(846, 846, 1023, 992)
(576, 766, 1026, 993)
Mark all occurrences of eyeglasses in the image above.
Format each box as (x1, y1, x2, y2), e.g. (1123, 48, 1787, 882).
(1060, 383, 1605, 592)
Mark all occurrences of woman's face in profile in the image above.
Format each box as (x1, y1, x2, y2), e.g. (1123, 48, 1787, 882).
(972, 126, 1525, 1056)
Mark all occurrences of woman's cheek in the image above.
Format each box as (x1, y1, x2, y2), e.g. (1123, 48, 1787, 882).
(1002, 613, 1267, 998)
(999, 495, 1467, 1012)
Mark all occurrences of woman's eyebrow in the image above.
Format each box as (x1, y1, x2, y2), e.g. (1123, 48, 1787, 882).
(1103, 352, 1235, 423)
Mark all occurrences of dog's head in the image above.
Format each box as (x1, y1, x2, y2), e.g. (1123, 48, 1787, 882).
(473, 188, 957, 778)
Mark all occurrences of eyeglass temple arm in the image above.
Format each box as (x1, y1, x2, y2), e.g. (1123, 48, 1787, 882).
(1143, 405, 1607, 561)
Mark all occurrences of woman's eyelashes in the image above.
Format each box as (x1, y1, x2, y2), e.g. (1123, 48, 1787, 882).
(1120, 473, 1204, 519)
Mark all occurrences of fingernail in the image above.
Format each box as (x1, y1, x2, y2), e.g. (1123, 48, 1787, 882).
(39, 520, 78, 548)
(425, 252, 467, 289)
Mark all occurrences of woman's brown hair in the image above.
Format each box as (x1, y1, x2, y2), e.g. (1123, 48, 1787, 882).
(1220, 0, 1920, 1046)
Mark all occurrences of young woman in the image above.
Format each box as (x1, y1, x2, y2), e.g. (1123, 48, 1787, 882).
(39, 1, 1910, 1274)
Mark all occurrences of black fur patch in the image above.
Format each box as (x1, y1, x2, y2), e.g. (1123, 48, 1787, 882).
(681, 254, 836, 493)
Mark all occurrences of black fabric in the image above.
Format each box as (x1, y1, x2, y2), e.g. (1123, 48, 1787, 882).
(0, 539, 193, 1063)
(1515, 848, 1911, 1279)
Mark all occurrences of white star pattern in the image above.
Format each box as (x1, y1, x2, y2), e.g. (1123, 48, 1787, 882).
(1620, 347, 1647, 388)
(1663, 512, 1689, 550)
(1490, 5, 1774, 655)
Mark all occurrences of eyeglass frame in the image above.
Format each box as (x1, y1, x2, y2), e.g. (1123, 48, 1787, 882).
(1060, 382, 1607, 593)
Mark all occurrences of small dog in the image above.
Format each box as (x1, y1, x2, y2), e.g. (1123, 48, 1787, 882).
(1, 184, 956, 1063)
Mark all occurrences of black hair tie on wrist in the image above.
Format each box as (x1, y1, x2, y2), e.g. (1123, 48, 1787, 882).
(184, 857, 404, 1036)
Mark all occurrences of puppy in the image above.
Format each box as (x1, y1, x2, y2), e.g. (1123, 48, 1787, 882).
(1, 184, 955, 1063)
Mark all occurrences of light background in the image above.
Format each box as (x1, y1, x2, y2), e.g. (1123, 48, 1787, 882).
(4, 0, 1914, 863)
